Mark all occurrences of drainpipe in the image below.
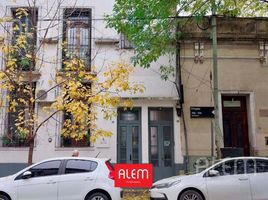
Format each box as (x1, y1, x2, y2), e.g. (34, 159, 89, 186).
(176, 22, 189, 173)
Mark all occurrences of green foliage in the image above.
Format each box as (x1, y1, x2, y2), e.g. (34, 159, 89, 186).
(106, 0, 179, 68)
(1, 135, 12, 146)
(107, 0, 268, 74)
(160, 65, 175, 81)
(20, 58, 30, 70)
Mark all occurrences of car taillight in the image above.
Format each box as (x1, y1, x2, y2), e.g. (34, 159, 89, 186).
(105, 160, 115, 180)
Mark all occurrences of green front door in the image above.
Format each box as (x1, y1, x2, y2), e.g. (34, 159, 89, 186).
(149, 108, 174, 181)
(117, 108, 141, 164)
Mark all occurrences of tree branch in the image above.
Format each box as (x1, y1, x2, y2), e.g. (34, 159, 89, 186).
(35, 80, 66, 100)
(31, 109, 62, 141)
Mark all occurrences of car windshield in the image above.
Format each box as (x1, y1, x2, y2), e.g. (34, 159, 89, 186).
(186, 159, 222, 175)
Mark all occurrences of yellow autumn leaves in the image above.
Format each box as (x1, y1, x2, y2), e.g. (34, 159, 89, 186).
(0, 8, 145, 145)
(54, 59, 145, 143)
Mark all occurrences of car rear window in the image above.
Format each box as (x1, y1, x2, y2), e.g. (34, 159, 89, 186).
(65, 159, 98, 174)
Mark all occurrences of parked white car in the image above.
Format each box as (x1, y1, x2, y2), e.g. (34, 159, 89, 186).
(0, 157, 122, 200)
(150, 157, 268, 200)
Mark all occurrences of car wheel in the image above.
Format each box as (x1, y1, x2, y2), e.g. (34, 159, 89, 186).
(87, 192, 109, 200)
(179, 190, 204, 200)
(0, 194, 9, 200)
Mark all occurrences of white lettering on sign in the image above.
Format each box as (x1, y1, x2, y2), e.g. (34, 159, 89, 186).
(118, 169, 149, 180)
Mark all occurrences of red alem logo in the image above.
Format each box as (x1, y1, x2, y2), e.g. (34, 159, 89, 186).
(114, 164, 153, 188)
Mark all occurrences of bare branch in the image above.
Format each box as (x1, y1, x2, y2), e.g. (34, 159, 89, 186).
(32, 109, 61, 141)
(35, 80, 66, 100)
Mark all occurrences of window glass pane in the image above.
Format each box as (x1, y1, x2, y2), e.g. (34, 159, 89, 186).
(247, 159, 268, 174)
(256, 159, 268, 173)
(65, 160, 97, 174)
(149, 109, 172, 121)
(120, 34, 133, 49)
(119, 126, 127, 163)
(12, 8, 38, 71)
(119, 127, 127, 146)
(120, 148, 127, 163)
(6, 83, 36, 147)
(163, 126, 172, 167)
(214, 160, 244, 176)
(63, 8, 91, 69)
(223, 101, 241, 108)
(30, 161, 61, 178)
(150, 127, 158, 167)
(119, 110, 139, 121)
(246, 159, 256, 174)
(61, 134, 90, 147)
(132, 126, 139, 163)
(236, 159, 245, 174)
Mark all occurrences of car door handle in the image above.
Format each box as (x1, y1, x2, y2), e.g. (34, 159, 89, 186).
(238, 177, 249, 181)
(46, 180, 57, 184)
(84, 177, 94, 181)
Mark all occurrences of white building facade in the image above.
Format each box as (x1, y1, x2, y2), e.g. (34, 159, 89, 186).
(0, 0, 183, 180)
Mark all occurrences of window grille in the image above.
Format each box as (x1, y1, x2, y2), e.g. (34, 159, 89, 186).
(4, 83, 36, 147)
(61, 83, 91, 147)
(63, 8, 92, 70)
(120, 34, 133, 49)
(11, 7, 38, 71)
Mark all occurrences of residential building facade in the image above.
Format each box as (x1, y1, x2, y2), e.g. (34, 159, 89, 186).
(180, 17, 268, 171)
(0, 0, 183, 180)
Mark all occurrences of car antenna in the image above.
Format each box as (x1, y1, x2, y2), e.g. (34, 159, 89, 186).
(95, 152, 101, 158)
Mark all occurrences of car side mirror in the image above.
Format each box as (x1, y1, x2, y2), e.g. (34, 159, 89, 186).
(208, 170, 219, 177)
(22, 171, 32, 179)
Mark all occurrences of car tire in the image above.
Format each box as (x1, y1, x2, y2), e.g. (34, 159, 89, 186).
(179, 190, 204, 200)
(0, 194, 9, 200)
(87, 192, 109, 200)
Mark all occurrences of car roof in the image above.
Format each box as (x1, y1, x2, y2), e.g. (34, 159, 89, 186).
(37, 157, 110, 163)
(220, 156, 268, 162)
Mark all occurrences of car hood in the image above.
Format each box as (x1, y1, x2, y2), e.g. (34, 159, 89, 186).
(153, 173, 200, 186)
(153, 175, 184, 185)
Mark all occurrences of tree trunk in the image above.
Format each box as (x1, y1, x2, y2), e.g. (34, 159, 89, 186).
(28, 139, 34, 165)
(27, 3, 37, 166)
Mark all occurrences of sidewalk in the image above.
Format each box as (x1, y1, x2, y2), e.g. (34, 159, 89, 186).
(123, 189, 149, 200)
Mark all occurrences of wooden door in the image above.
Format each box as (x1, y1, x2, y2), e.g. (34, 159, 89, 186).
(222, 96, 250, 156)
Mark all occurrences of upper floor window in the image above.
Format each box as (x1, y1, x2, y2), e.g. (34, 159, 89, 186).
(11, 7, 38, 71)
(61, 111, 91, 148)
(63, 8, 92, 70)
(61, 83, 91, 148)
(120, 34, 133, 49)
(3, 83, 36, 147)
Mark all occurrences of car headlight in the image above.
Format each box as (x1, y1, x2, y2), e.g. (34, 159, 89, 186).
(152, 180, 181, 189)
